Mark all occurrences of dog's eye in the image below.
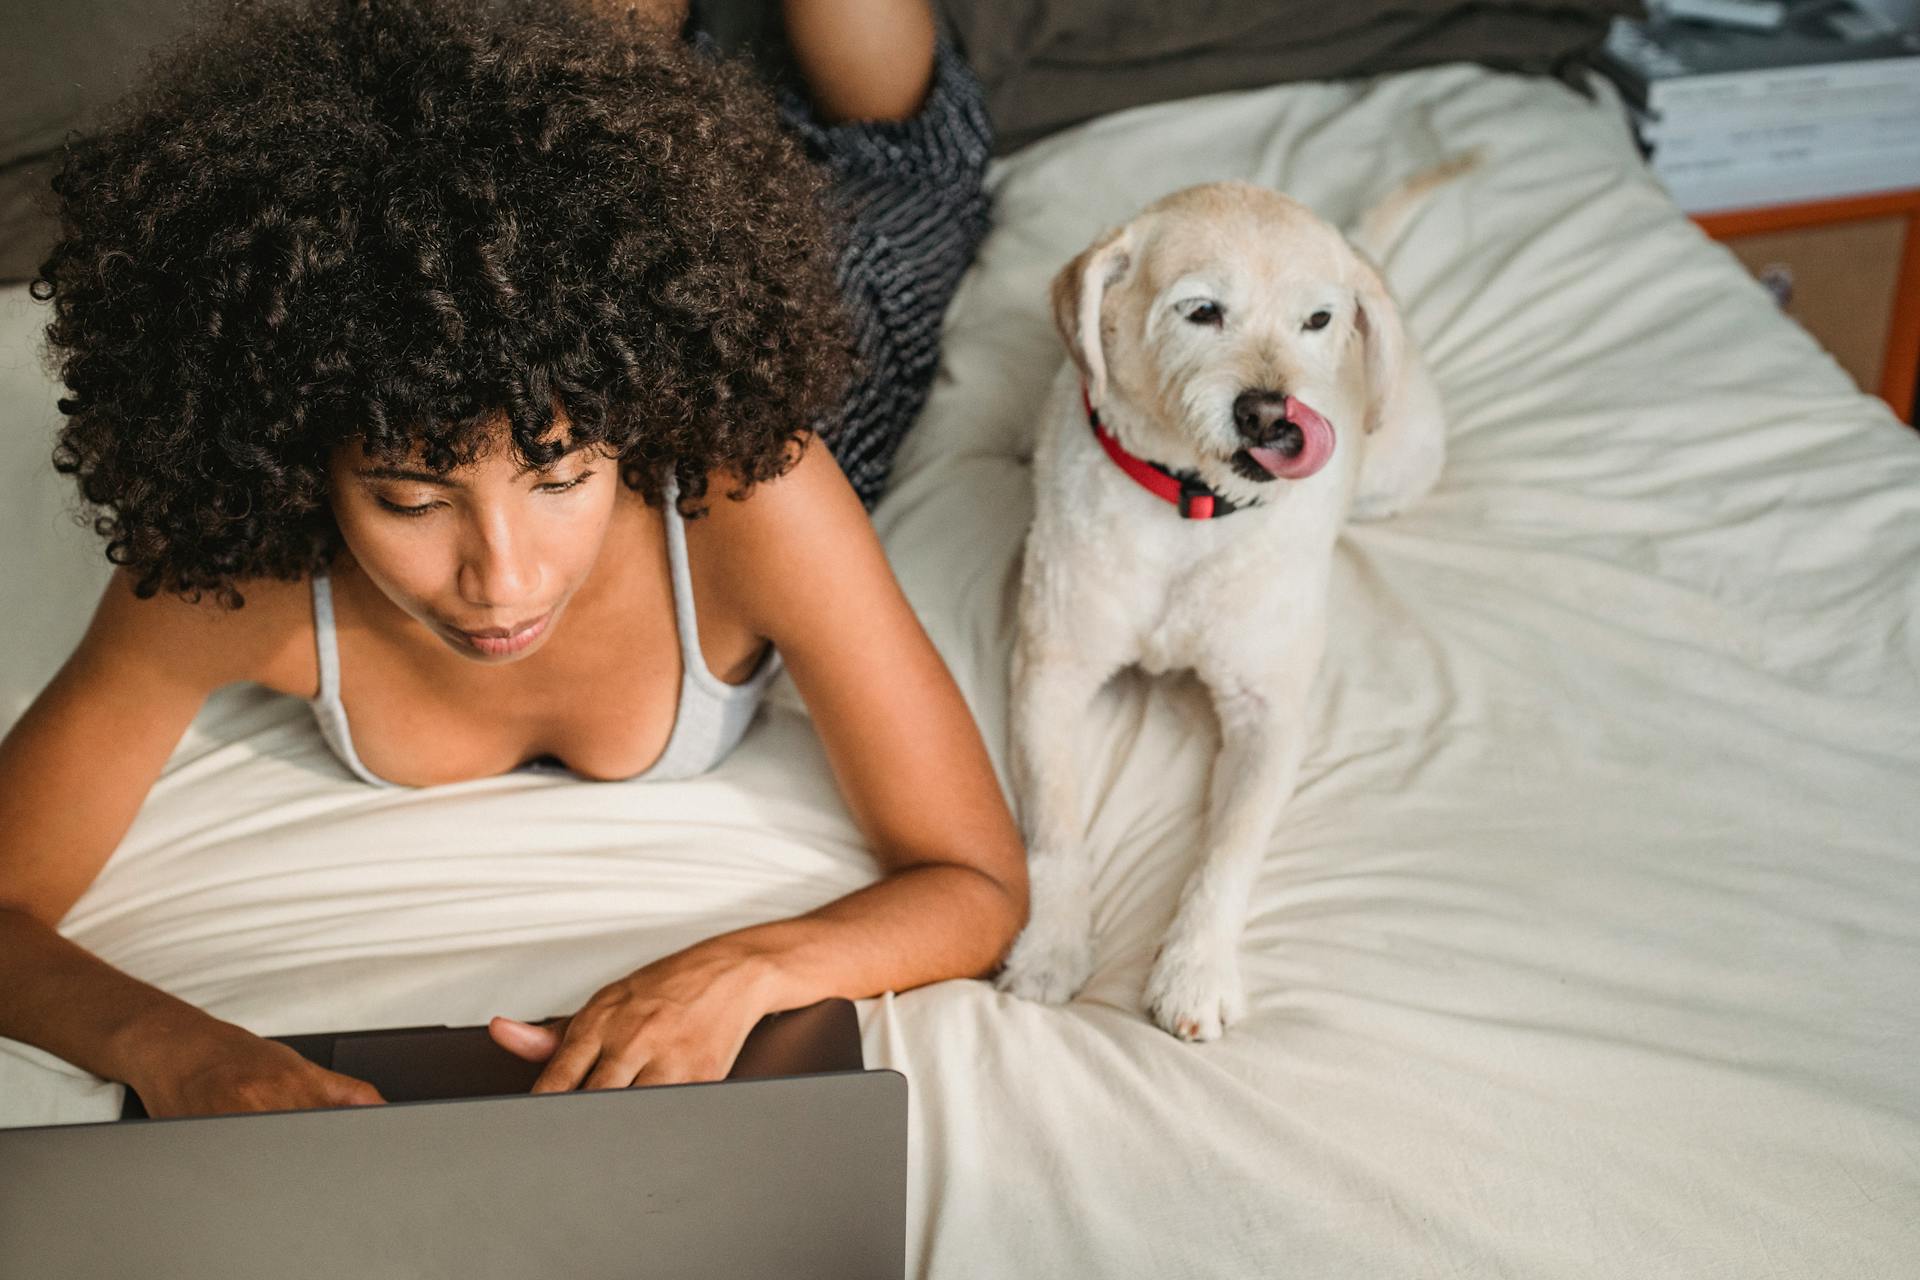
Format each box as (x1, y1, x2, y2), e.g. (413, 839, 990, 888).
(1183, 301, 1224, 328)
(1304, 309, 1333, 331)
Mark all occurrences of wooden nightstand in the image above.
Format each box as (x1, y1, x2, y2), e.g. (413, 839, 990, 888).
(1692, 188, 1920, 425)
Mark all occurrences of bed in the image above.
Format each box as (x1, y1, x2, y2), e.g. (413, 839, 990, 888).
(4, 59, 1918, 1277)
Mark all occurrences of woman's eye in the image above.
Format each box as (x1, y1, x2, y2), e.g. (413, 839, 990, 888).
(539, 470, 595, 494)
(1183, 301, 1224, 328)
(375, 496, 438, 517)
(1304, 309, 1333, 331)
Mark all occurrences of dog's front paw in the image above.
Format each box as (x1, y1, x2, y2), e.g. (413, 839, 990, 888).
(995, 909, 1094, 1005)
(1143, 939, 1246, 1042)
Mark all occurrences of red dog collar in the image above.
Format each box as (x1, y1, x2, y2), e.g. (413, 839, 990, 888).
(1082, 385, 1246, 520)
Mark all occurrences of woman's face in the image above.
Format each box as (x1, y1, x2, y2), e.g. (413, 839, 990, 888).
(327, 429, 624, 664)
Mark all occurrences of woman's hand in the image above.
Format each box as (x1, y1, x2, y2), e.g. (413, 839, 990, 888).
(488, 941, 775, 1092)
(127, 1023, 385, 1119)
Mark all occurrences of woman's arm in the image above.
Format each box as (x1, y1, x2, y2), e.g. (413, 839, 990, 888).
(707, 436, 1027, 991)
(491, 440, 1027, 1090)
(0, 574, 385, 1116)
(782, 0, 939, 123)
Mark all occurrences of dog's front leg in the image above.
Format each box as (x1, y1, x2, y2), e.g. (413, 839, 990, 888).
(994, 642, 1111, 1005)
(1144, 680, 1307, 1041)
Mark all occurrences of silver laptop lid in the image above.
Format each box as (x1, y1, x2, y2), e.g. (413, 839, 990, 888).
(1, 1068, 906, 1280)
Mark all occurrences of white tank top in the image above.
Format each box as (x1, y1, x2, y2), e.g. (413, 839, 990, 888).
(306, 472, 782, 786)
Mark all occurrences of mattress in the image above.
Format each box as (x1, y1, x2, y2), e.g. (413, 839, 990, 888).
(4, 62, 1918, 1277)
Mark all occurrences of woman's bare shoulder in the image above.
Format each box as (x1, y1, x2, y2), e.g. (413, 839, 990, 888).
(80, 569, 320, 699)
(688, 442, 879, 589)
(684, 439, 895, 640)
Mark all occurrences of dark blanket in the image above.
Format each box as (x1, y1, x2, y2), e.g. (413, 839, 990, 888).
(937, 0, 1645, 154)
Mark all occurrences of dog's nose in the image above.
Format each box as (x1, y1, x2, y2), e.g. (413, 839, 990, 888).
(1232, 389, 1302, 455)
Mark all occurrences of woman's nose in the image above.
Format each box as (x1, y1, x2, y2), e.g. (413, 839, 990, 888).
(457, 515, 542, 608)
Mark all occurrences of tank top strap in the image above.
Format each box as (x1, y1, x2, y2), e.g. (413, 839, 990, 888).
(311, 570, 343, 703)
(307, 569, 398, 788)
(658, 469, 781, 695)
(658, 471, 708, 683)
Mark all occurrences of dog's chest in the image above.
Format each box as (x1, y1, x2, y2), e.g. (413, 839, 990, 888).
(1114, 532, 1293, 675)
(1136, 608, 1208, 675)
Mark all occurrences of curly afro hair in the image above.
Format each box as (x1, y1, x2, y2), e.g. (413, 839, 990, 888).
(35, 0, 855, 607)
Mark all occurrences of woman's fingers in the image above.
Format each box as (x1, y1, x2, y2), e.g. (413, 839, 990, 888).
(580, 1048, 648, 1091)
(325, 1071, 386, 1107)
(630, 1049, 729, 1088)
(488, 1015, 564, 1063)
(530, 1022, 606, 1094)
(511, 994, 735, 1093)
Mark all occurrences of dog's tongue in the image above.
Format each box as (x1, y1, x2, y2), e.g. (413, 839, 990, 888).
(1247, 399, 1335, 480)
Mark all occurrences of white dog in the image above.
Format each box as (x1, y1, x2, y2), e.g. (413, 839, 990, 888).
(995, 165, 1469, 1041)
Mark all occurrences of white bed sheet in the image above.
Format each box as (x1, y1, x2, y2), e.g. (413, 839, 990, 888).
(4, 63, 1919, 1278)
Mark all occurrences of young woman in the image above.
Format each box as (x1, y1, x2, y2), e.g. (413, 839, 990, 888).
(0, 0, 1025, 1118)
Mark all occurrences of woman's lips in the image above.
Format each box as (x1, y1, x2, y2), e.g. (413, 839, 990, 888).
(449, 610, 552, 657)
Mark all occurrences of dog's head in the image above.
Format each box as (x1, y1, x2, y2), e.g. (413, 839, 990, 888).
(1051, 180, 1415, 502)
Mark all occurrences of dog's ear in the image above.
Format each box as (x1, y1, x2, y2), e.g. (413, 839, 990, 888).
(1350, 248, 1413, 437)
(1049, 225, 1134, 406)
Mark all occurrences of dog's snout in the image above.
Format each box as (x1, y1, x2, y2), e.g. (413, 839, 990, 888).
(1232, 389, 1303, 455)
(1232, 390, 1286, 436)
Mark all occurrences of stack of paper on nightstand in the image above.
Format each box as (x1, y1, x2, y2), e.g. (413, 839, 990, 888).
(1595, 0, 1920, 213)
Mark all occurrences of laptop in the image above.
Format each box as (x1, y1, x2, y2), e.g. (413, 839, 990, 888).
(0, 998, 907, 1280)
